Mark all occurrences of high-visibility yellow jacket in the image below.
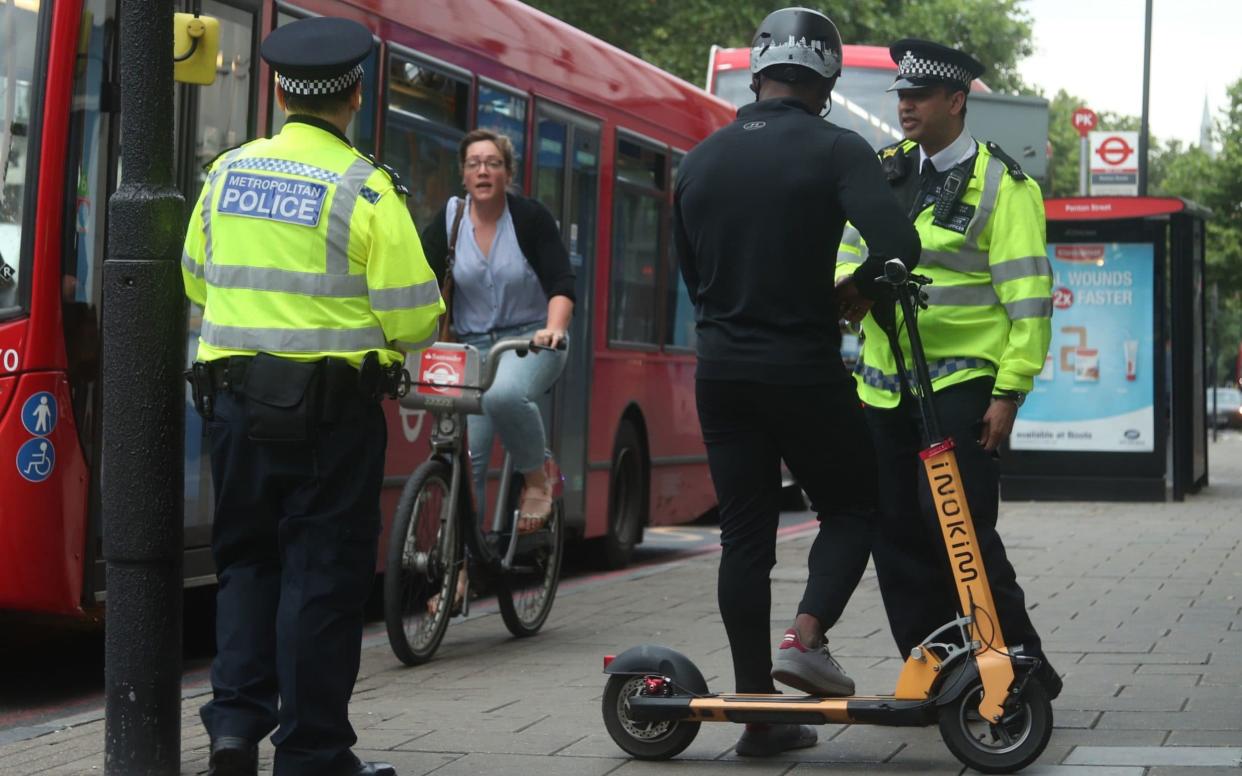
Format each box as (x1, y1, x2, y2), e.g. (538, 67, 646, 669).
(182, 118, 444, 368)
(837, 139, 1052, 408)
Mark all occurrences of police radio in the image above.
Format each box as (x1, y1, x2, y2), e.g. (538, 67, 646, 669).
(933, 167, 968, 223)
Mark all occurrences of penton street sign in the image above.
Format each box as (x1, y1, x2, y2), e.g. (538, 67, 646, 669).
(1071, 107, 1098, 138)
(1089, 130, 1139, 195)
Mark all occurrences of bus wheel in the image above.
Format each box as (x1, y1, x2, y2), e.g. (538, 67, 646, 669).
(596, 421, 646, 569)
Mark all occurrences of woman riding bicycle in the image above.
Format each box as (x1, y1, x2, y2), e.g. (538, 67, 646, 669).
(421, 129, 574, 535)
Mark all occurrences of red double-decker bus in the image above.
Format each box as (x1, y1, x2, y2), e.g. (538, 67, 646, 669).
(0, 0, 731, 618)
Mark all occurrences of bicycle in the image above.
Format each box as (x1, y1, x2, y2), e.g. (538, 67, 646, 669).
(384, 337, 567, 666)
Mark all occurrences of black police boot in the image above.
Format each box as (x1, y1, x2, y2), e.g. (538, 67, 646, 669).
(351, 762, 397, 776)
(1035, 660, 1063, 700)
(207, 737, 258, 776)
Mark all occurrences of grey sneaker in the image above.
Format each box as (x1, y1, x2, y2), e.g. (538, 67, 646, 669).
(771, 628, 855, 696)
(735, 722, 817, 757)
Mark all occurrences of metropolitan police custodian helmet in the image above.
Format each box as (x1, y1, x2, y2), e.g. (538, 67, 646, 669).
(261, 16, 373, 96)
(886, 39, 984, 93)
(750, 7, 843, 83)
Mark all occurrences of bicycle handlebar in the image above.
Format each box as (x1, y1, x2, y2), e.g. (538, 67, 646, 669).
(399, 336, 566, 415)
(475, 336, 567, 394)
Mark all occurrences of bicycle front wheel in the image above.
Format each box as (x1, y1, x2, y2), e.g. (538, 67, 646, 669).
(497, 498, 565, 637)
(384, 458, 461, 666)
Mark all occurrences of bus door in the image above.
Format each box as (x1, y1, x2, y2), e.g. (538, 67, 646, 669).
(172, 0, 260, 585)
(531, 104, 600, 532)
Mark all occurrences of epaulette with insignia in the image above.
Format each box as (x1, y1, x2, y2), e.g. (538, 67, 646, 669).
(878, 141, 914, 183)
(361, 151, 409, 196)
(985, 141, 1027, 181)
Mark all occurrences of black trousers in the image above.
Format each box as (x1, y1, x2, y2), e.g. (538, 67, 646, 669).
(866, 377, 1044, 661)
(200, 389, 386, 776)
(696, 378, 877, 694)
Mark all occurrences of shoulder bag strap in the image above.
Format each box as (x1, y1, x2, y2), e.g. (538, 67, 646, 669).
(439, 198, 467, 341)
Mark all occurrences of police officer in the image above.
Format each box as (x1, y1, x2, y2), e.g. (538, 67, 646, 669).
(182, 17, 444, 776)
(674, 7, 920, 758)
(835, 39, 1061, 698)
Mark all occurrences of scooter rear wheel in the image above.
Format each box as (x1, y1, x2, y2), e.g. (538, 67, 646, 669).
(602, 674, 699, 760)
(938, 676, 1052, 773)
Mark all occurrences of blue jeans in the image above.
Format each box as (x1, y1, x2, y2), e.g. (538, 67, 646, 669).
(458, 323, 568, 513)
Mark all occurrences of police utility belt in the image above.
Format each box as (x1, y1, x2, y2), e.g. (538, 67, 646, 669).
(186, 352, 408, 442)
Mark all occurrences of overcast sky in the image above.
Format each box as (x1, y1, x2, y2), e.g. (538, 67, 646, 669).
(1018, 0, 1239, 146)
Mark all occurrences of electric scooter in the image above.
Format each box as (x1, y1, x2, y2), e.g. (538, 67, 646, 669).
(600, 258, 1053, 774)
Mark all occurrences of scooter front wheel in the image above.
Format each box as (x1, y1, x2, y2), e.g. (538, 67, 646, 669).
(939, 676, 1052, 774)
(602, 674, 700, 760)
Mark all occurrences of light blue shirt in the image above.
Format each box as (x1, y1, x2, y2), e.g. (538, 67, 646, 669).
(446, 196, 547, 336)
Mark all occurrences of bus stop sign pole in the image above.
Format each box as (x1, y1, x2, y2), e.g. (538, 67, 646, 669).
(103, 1, 187, 773)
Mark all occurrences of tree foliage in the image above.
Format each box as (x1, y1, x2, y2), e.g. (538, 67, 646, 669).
(525, 0, 1034, 92)
(1156, 81, 1242, 382)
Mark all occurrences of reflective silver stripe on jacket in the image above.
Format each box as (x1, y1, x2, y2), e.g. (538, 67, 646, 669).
(394, 333, 439, 352)
(990, 255, 1052, 285)
(204, 263, 369, 297)
(368, 279, 441, 312)
(182, 250, 203, 280)
(856, 356, 993, 392)
(325, 158, 378, 275)
(963, 154, 1006, 250)
(1004, 297, 1054, 320)
(202, 148, 247, 267)
(923, 284, 1000, 307)
(921, 248, 989, 274)
(200, 320, 387, 353)
(838, 224, 868, 264)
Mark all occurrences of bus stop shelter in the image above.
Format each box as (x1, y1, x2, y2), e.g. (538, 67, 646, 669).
(1001, 196, 1211, 502)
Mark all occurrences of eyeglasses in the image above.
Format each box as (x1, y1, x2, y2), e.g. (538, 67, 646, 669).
(464, 157, 506, 172)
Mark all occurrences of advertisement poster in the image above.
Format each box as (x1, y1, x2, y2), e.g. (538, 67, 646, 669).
(1011, 242, 1154, 453)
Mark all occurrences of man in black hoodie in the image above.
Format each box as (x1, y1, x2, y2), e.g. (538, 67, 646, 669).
(673, 6, 921, 758)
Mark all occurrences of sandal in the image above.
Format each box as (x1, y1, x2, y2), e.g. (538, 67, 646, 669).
(426, 567, 467, 617)
(516, 458, 563, 535)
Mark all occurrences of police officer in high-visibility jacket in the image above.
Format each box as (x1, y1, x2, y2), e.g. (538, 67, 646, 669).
(835, 39, 1062, 700)
(182, 17, 442, 776)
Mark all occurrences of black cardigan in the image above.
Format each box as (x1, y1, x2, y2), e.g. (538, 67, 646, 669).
(420, 193, 576, 302)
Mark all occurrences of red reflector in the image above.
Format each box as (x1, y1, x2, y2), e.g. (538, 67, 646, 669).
(603, 655, 615, 669)
(919, 438, 956, 460)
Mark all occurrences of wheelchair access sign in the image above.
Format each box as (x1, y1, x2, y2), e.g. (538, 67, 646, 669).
(17, 437, 55, 483)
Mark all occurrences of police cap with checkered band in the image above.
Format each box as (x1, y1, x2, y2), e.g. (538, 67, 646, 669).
(261, 16, 372, 97)
(886, 39, 984, 93)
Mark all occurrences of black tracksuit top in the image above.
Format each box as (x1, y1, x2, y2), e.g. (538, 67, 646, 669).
(674, 97, 921, 384)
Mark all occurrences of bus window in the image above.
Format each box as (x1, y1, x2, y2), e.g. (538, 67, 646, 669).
(383, 54, 469, 231)
(477, 83, 526, 189)
(62, 0, 116, 460)
(269, 10, 379, 154)
(0, 0, 40, 319)
(610, 136, 666, 347)
(533, 116, 565, 222)
(664, 152, 694, 351)
(193, 2, 256, 187)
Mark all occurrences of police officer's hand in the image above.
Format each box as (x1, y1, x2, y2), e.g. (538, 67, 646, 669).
(835, 276, 873, 323)
(532, 328, 566, 349)
(979, 397, 1018, 452)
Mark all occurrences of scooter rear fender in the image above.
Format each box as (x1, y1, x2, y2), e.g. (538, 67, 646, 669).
(604, 644, 709, 695)
(933, 658, 980, 707)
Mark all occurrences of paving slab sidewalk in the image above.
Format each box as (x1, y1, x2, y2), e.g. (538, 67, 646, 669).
(4, 433, 1240, 775)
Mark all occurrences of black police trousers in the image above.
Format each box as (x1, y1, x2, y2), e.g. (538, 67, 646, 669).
(866, 377, 1045, 661)
(695, 378, 877, 694)
(199, 387, 386, 776)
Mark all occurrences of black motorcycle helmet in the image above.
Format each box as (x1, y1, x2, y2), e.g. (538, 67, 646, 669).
(749, 7, 843, 85)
